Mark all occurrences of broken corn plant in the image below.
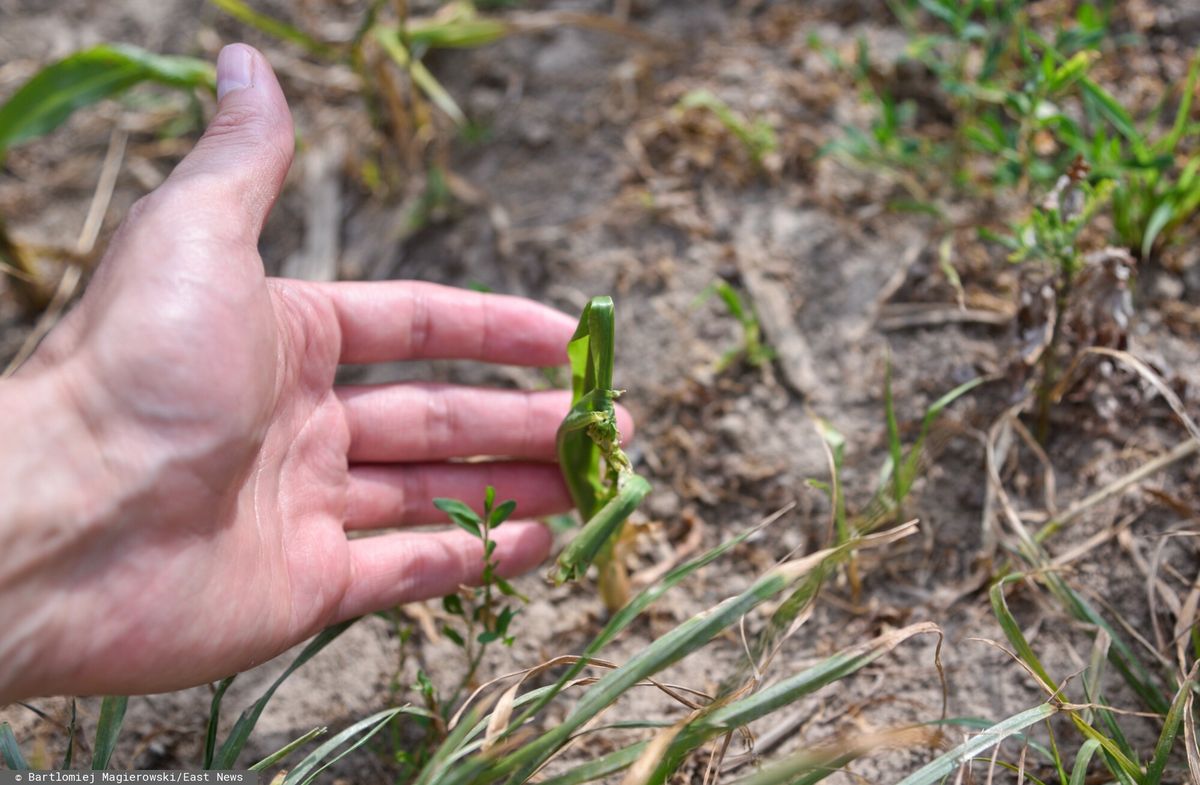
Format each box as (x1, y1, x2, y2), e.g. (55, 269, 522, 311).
(552, 296, 650, 613)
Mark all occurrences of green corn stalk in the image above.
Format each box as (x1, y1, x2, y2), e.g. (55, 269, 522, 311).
(551, 296, 651, 613)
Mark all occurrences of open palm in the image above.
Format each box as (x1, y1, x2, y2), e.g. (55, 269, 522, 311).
(3, 45, 616, 700)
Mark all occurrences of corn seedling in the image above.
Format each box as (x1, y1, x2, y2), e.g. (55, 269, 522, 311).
(675, 90, 778, 168)
(698, 280, 774, 372)
(810, 372, 984, 597)
(552, 296, 650, 614)
(0, 44, 214, 309)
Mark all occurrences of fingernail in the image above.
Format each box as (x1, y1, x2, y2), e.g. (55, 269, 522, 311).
(216, 44, 254, 101)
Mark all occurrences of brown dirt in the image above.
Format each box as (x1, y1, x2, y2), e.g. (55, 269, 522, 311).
(3, 1, 1199, 783)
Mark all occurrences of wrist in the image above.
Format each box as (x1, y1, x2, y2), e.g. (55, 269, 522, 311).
(0, 362, 116, 701)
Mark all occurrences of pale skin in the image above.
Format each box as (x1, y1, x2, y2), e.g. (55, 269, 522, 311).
(0, 44, 630, 703)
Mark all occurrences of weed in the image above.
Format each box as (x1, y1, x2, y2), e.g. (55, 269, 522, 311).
(410, 520, 940, 785)
(434, 487, 527, 701)
(829, 1, 1200, 259)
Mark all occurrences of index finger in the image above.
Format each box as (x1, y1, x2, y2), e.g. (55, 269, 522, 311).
(309, 281, 577, 365)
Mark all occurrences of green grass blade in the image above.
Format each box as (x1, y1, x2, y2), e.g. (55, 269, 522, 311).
(209, 0, 335, 58)
(62, 699, 77, 770)
(204, 675, 237, 769)
(284, 708, 412, 785)
(884, 359, 904, 513)
(0, 44, 215, 159)
(536, 742, 649, 785)
(249, 726, 326, 772)
(929, 717, 1054, 759)
(0, 722, 29, 770)
(727, 729, 931, 785)
(1145, 672, 1195, 784)
(1069, 715, 1143, 782)
(1068, 739, 1101, 785)
(503, 519, 775, 736)
(899, 375, 987, 497)
(493, 528, 915, 785)
(490, 555, 842, 785)
(1040, 572, 1170, 714)
(417, 707, 485, 785)
(990, 576, 1059, 692)
(701, 623, 939, 737)
(91, 696, 128, 770)
(893, 704, 1059, 785)
(1081, 78, 1144, 153)
(1161, 53, 1200, 153)
(212, 619, 358, 769)
(1141, 200, 1175, 260)
(407, 17, 510, 49)
(372, 27, 467, 125)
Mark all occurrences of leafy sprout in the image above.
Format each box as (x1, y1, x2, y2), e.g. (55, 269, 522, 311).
(676, 89, 778, 168)
(699, 280, 774, 372)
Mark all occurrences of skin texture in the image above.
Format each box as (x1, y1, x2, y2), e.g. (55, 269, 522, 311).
(0, 44, 631, 702)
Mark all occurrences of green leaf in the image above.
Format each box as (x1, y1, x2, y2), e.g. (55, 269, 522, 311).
(884, 359, 904, 516)
(443, 594, 465, 616)
(373, 26, 467, 125)
(1141, 200, 1175, 260)
(212, 620, 357, 769)
(0, 722, 29, 770)
(283, 707, 425, 785)
(203, 675, 237, 769)
(490, 499, 517, 527)
(0, 44, 215, 160)
(443, 625, 466, 648)
(1068, 738, 1101, 785)
(893, 704, 1060, 785)
(92, 696, 128, 770)
(209, 0, 335, 58)
(435, 498, 483, 537)
(552, 474, 651, 583)
(990, 576, 1059, 692)
(536, 742, 648, 785)
(248, 726, 326, 772)
(62, 699, 77, 770)
(1081, 78, 1144, 152)
(407, 16, 510, 49)
(1145, 672, 1195, 784)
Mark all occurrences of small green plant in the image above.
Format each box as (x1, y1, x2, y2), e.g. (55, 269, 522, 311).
(810, 371, 984, 597)
(1071, 53, 1200, 260)
(552, 296, 651, 614)
(700, 281, 774, 372)
(997, 158, 1115, 280)
(676, 89, 778, 168)
(434, 487, 526, 697)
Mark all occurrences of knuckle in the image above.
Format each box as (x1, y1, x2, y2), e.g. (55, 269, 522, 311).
(423, 390, 456, 457)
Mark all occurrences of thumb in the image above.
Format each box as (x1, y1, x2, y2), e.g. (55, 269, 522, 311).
(164, 44, 295, 243)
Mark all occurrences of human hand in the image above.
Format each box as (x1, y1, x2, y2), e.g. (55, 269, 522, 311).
(0, 44, 628, 702)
